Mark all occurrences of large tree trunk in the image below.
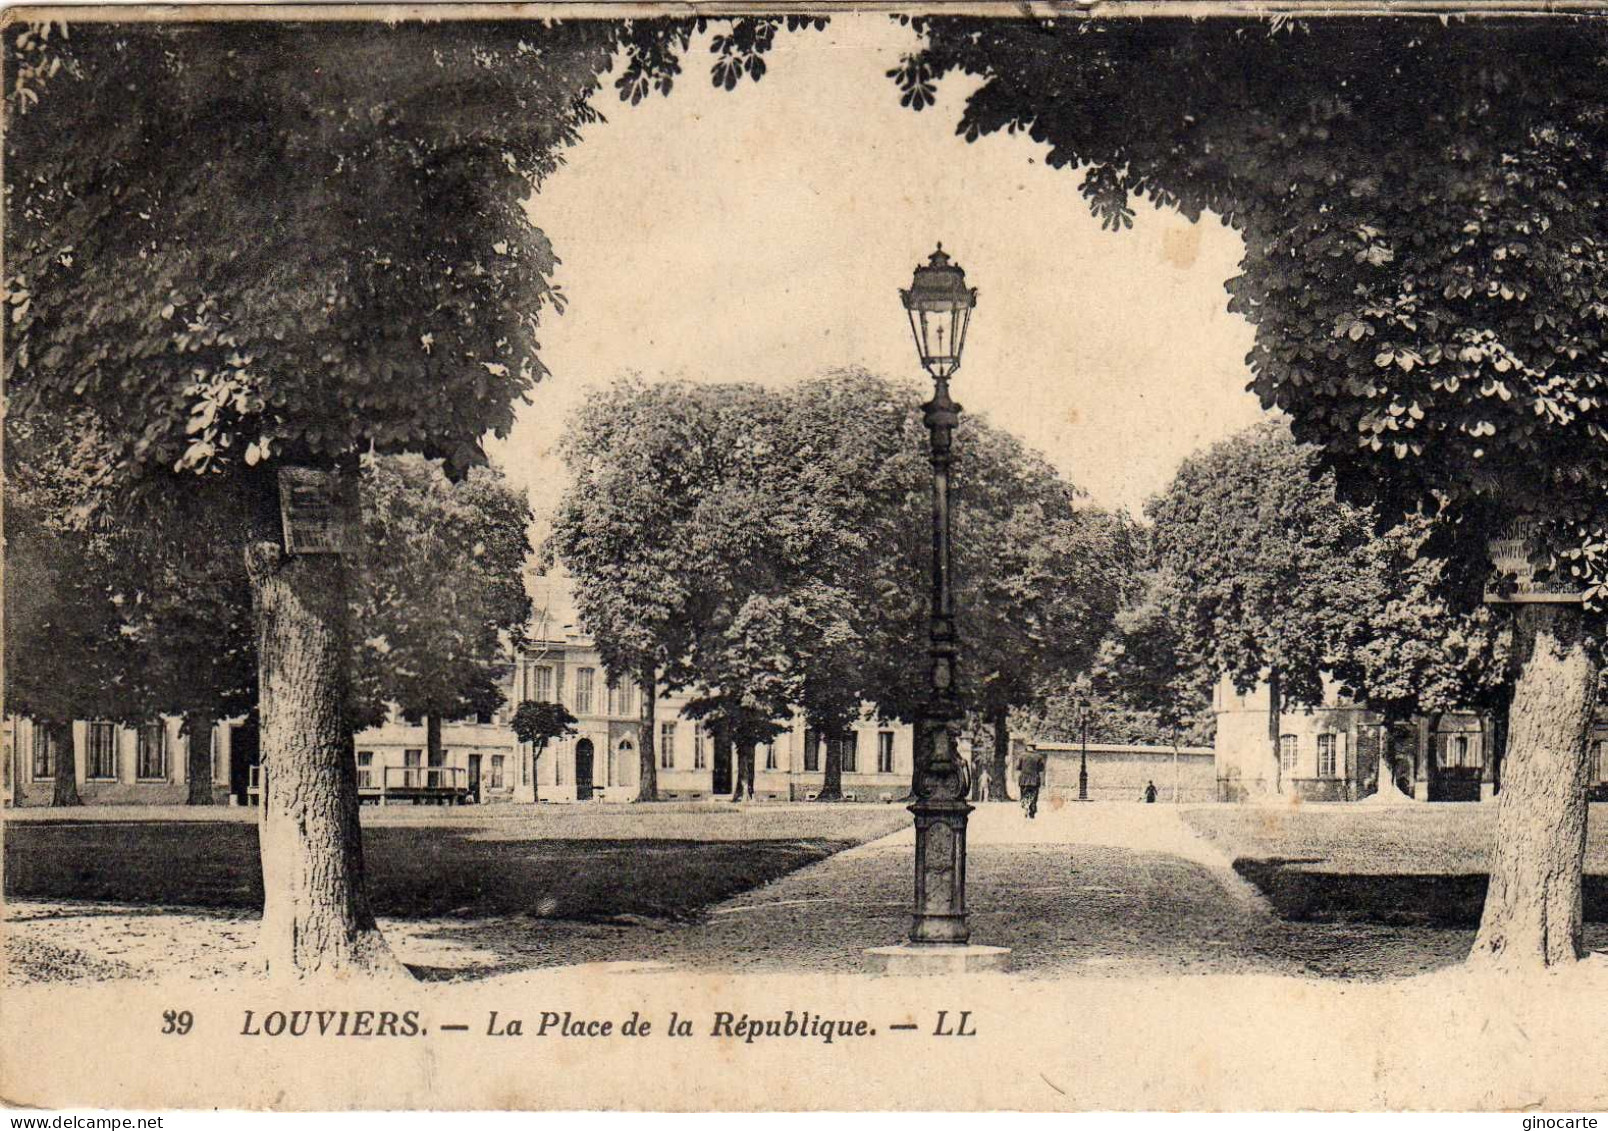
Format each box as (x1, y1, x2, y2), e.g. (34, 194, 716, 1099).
(816, 728, 844, 802)
(726, 727, 743, 801)
(425, 714, 442, 774)
(987, 708, 1013, 802)
(736, 741, 756, 801)
(1470, 603, 1600, 970)
(1267, 668, 1283, 795)
(49, 719, 80, 807)
(713, 722, 734, 797)
(245, 534, 402, 979)
(636, 665, 659, 802)
(185, 712, 215, 805)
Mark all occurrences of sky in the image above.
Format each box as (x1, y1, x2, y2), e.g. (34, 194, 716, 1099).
(488, 14, 1272, 527)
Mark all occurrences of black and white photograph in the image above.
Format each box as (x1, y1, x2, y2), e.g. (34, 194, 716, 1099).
(5, 1, 1608, 1113)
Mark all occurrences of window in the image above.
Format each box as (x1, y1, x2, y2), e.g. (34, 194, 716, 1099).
(532, 665, 554, 702)
(555, 750, 565, 786)
(86, 722, 118, 780)
(489, 755, 505, 790)
(1278, 734, 1298, 774)
(660, 722, 676, 769)
(404, 748, 422, 788)
(356, 751, 374, 789)
(878, 731, 895, 774)
(427, 747, 447, 788)
(764, 741, 778, 771)
(575, 668, 595, 715)
(1597, 740, 1608, 783)
(522, 749, 530, 785)
(136, 723, 167, 780)
(1316, 734, 1337, 779)
(608, 679, 636, 718)
(840, 731, 858, 774)
(1450, 735, 1470, 768)
(31, 726, 55, 781)
(804, 729, 820, 773)
(693, 728, 707, 770)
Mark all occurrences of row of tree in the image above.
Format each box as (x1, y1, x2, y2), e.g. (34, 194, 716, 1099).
(6, 436, 536, 808)
(1112, 422, 1508, 785)
(547, 369, 1141, 802)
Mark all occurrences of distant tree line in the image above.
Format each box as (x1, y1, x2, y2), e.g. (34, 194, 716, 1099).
(5, 442, 533, 808)
(547, 369, 1142, 803)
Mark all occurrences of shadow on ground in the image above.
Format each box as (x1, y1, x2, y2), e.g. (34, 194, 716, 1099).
(3, 821, 859, 922)
(1234, 859, 1608, 927)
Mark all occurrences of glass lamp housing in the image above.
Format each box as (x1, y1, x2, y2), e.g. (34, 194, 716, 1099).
(900, 244, 978, 380)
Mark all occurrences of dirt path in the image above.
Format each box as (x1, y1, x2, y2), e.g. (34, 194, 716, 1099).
(5, 801, 1489, 982)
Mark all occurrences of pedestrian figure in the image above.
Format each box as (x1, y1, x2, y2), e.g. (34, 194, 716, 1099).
(1144, 780, 1158, 804)
(1017, 742, 1046, 819)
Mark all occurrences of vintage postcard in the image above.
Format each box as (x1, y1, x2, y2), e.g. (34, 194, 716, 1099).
(6, 0, 1608, 1114)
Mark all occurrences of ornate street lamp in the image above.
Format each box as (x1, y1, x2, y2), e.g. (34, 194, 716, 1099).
(901, 244, 977, 947)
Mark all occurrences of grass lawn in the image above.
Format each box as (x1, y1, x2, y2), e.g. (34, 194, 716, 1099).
(3, 803, 907, 923)
(1181, 803, 1608, 926)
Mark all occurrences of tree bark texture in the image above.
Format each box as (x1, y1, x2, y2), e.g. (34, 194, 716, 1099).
(245, 537, 402, 979)
(1470, 603, 1600, 970)
(816, 728, 844, 801)
(49, 719, 81, 807)
(425, 714, 442, 772)
(1267, 668, 1283, 795)
(636, 665, 659, 802)
(987, 708, 1013, 802)
(736, 741, 756, 801)
(186, 712, 215, 805)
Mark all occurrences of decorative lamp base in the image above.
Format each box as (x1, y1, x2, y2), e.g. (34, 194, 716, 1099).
(866, 944, 1012, 975)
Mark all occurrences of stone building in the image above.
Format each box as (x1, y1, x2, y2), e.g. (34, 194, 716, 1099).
(3, 574, 925, 807)
(1213, 673, 1608, 803)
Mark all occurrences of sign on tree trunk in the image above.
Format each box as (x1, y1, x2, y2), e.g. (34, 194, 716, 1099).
(278, 467, 357, 556)
(1485, 520, 1585, 604)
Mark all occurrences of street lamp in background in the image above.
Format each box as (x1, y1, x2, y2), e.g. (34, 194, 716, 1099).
(868, 244, 1009, 974)
(1077, 698, 1091, 802)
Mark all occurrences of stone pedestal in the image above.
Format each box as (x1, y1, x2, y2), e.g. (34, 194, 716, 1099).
(866, 944, 1012, 975)
(910, 799, 972, 944)
(1414, 780, 1430, 802)
(1480, 782, 1498, 802)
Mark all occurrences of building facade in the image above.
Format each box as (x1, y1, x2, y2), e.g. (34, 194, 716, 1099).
(1214, 673, 1608, 803)
(3, 715, 243, 808)
(3, 574, 926, 807)
(506, 574, 920, 803)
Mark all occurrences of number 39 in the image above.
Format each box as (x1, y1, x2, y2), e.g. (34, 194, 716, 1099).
(161, 1010, 193, 1035)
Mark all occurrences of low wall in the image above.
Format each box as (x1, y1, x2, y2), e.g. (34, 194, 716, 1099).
(1039, 744, 1216, 804)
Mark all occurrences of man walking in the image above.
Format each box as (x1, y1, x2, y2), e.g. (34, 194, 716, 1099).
(1017, 741, 1046, 819)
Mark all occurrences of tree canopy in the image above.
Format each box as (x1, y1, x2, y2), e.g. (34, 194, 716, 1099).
(893, 17, 1608, 593)
(548, 369, 1132, 800)
(1148, 421, 1507, 719)
(350, 455, 533, 733)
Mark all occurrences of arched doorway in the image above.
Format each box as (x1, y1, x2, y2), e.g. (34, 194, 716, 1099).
(617, 739, 636, 789)
(575, 739, 594, 801)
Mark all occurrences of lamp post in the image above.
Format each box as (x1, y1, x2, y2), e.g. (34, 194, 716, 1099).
(867, 244, 1006, 973)
(901, 243, 975, 949)
(1077, 698, 1091, 802)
